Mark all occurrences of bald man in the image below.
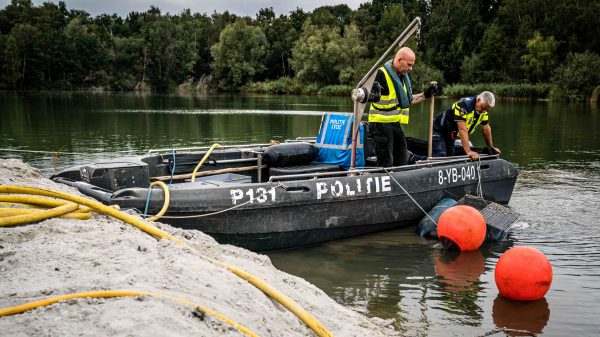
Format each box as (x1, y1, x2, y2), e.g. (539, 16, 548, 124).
(368, 47, 430, 166)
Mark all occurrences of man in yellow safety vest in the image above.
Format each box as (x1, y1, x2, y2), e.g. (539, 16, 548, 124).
(369, 47, 433, 167)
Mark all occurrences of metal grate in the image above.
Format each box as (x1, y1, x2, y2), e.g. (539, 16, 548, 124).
(457, 194, 520, 231)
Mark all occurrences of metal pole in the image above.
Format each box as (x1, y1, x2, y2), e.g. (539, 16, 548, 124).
(427, 81, 437, 158)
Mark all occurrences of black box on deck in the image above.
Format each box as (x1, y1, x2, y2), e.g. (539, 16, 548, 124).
(80, 162, 150, 191)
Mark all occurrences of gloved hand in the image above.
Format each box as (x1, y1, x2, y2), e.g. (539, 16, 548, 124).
(424, 82, 438, 98)
(368, 82, 382, 102)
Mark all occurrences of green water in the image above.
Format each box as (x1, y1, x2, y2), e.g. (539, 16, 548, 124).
(1, 92, 599, 336)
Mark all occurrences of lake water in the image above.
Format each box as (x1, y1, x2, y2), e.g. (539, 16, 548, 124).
(1, 92, 599, 336)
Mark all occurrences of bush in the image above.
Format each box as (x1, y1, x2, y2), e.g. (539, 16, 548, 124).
(302, 83, 321, 95)
(550, 52, 600, 101)
(443, 83, 550, 99)
(242, 77, 303, 94)
(318, 84, 353, 96)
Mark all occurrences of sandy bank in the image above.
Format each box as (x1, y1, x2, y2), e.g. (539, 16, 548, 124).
(0, 159, 398, 336)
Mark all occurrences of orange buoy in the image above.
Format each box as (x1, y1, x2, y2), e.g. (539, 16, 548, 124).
(437, 205, 486, 251)
(494, 246, 553, 301)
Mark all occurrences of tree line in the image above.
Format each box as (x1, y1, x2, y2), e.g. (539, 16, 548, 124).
(1, 0, 598, 100)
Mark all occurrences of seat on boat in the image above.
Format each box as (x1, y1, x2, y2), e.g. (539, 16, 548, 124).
(313, 112, 365, 169)
(269, 163, 341, 176)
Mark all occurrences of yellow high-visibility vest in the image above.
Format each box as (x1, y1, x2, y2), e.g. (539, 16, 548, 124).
(368, 67, 410, 124)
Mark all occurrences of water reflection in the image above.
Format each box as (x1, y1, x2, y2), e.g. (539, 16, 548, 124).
(268, 230, 441, 320)
(434, 250, 485, 319)
(492, 296, 550, 336)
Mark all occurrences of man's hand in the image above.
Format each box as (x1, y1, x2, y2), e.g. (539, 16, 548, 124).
(489, 146, 501, 155)
(467, 151, 479, 160)
(411, 92, 425, 104)
(424, 82, 438, 98)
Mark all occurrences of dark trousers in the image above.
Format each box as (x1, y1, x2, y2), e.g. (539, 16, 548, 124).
(370, 122, 409, 167)
(431, 130, 455, 157)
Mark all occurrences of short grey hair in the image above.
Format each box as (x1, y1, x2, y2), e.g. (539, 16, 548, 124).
(477, 91, 495, 108)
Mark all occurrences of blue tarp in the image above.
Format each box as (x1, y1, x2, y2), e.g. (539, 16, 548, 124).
(314, 113, 365, 169)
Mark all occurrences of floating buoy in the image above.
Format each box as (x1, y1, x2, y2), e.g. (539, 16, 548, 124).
(494, 246, 553, 301)
(437, 205, 486, 251)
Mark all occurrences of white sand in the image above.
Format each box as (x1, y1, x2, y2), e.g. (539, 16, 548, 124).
(0, 159, 398, 336)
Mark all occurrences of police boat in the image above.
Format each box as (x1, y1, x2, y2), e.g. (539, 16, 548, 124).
(51, 18, 518, 251)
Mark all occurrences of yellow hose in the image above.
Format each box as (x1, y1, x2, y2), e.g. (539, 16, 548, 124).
(190, 143, 220, 182)
(146, 181, 169, 222)
(0, 185, 334, 337)
(0, 208, 92, 220)
(0, 186, 179, 243)
(0, 290, 258, 337)
(208, 258, 334, 337)
(0, 195, 91, 213)
(0, 202, 79, 227)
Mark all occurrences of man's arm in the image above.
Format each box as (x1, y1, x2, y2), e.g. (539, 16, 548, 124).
(482, 124, 501, 154)
(457, 121, 479, 160)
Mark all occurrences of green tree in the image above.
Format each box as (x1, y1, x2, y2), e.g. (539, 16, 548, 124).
(521, 32, 558, 83)
(425, 0, 484, 83)
(309, 5, 352, 29)
(210, 20, 269, 90)
(290, 21, 367, 85)
(461, 23, 509, 83)
(373, 4, 410, 56)
(256, 7, 301, 79)
(111, 35, 143, 89)
(64, 15, 108, 87)
(138, 7, 198, 90)
(551, 52, 600, 101)
(3, 23, 39, 89)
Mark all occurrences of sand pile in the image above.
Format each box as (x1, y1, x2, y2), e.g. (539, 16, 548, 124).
(0, 159, 398, 336)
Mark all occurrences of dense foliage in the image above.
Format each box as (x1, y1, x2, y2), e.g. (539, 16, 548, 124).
(0, 0, 598, 100)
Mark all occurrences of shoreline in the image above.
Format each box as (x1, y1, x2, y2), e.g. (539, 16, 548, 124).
(0, 159, 399, 336)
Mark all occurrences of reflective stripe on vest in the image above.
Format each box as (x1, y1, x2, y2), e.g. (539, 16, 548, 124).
(368, 66, 410, 124)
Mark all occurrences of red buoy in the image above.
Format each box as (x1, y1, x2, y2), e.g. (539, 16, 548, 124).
(437, 205, 486, 251)
(494, 246, 553, 301)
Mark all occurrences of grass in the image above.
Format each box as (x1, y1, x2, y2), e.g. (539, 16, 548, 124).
(443, 83, 551, 99)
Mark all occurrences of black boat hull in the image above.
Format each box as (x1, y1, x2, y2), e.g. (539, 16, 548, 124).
(55, 157, 517, 251)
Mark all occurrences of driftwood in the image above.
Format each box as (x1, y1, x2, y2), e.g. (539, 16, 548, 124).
(151, 165, 267, 182)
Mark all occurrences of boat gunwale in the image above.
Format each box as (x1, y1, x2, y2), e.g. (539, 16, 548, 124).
(267, 154, 501, 182)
